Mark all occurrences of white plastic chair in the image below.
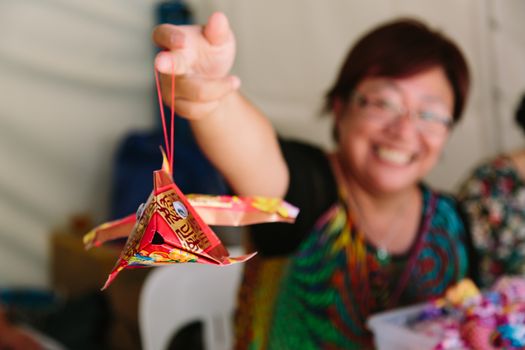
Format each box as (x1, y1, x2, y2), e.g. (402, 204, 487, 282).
(139, 247, 244, 350)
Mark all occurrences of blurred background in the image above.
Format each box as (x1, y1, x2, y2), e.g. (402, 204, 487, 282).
(0, 0, 523, 348)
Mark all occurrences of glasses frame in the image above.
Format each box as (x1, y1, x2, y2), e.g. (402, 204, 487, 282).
(351, 91, 453, 134)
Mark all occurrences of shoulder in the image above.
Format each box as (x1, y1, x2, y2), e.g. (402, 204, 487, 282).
(422, 184, 459, 213)
(420, 186, 469, 253)
(458, 155, 517, 198)
(422, 184, 465, 232)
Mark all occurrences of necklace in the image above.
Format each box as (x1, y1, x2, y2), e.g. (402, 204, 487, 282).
(345, 186, 415, 263)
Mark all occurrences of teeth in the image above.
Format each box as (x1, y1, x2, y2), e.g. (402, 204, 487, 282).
(376, 147, 411, 165)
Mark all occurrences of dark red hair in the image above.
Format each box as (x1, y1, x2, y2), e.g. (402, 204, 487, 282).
(325, 18, 470, 124)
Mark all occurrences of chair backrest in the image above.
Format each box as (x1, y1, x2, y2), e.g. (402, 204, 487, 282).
(139, 248, 244, 350)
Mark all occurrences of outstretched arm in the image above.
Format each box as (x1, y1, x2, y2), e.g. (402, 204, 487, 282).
(153, 12, 288, 198)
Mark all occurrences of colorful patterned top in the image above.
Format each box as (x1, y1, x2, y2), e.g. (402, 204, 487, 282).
(459, 155, 525, 288)
(234, 140, 470, 349)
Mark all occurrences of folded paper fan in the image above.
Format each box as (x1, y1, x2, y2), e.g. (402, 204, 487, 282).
(84, 152, 298, 290)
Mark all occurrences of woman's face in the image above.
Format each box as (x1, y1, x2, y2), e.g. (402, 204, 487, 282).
(335, 66, 454, 195)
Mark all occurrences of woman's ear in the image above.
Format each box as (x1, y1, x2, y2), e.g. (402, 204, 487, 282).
(332, 97, 345, 143)
(333, 98, 344, 122)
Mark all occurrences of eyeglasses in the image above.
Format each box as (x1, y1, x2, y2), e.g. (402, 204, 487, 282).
(351, 91, 453, 135)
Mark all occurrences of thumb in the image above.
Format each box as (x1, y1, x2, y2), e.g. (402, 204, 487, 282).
(203, 12, 231, 46)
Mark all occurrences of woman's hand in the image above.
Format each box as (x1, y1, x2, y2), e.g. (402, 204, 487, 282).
(152, 12, 287, 198)
(152, 12, 240, 120)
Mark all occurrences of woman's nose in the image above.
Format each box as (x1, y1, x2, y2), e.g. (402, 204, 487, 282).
(386, 111, 419, 137)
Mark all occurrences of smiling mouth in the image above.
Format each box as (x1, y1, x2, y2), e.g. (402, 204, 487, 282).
(375, 146, 415, 165)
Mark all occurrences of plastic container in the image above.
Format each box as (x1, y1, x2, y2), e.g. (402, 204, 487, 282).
(367, 303, 442, 350)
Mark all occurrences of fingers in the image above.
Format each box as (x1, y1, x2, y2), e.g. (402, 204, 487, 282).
(203, 12, 232, 46)
(153, 11, 231, 50)
(153, 11, 235, 79)
(152, 24, 185, 50)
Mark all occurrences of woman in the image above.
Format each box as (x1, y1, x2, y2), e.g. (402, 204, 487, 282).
(459, 94, 525, 288)
(153, 12, 473, 349)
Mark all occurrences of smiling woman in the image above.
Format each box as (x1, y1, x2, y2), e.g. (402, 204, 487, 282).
(335, 68, 455, 197)
(152, 13, 475, 349)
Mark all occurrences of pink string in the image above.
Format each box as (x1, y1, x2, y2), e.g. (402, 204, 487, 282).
(169, 58, 175, 172)
(154, 52, 176, 174)
(154, 69, 170, 164)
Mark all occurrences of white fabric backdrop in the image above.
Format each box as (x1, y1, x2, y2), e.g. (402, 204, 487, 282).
(0, 0, 158, 286)
(0, 0, 521, 287)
